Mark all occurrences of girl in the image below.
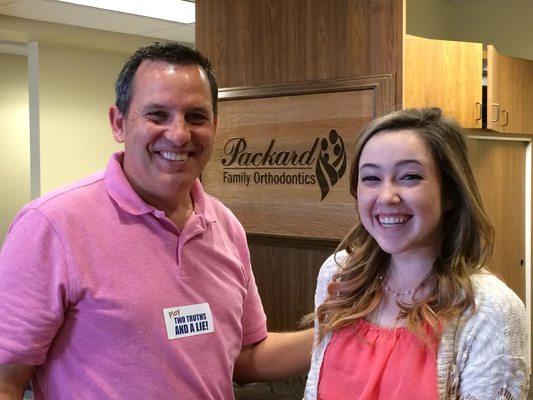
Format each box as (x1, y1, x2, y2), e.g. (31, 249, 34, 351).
(304, 108, 529, 399)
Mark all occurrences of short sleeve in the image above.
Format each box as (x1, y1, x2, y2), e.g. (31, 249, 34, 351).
(241, 264, 267, 346)
(0, 208, 70, 365)
(233, 226, 267, 346)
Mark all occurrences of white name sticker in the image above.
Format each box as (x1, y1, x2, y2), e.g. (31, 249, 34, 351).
(163, 303, 214, 340)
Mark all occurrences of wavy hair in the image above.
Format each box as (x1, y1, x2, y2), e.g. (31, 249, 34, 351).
(316, 108, 494, 341)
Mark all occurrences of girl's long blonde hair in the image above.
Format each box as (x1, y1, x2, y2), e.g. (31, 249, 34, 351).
(316, 108, 494, 341)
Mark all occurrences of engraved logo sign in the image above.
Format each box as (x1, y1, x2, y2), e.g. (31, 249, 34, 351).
(219, 129, 347, 201)
(315, 129, 347, 200)
(201, 76, 391, 238)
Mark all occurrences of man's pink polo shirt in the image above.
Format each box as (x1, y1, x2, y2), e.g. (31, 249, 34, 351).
(0, 152, 267, 399)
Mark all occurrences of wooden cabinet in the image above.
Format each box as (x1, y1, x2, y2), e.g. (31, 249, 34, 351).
(403, 34, 483, 128)
(487, 45, 533, 134)
(403, 34, 533, 134)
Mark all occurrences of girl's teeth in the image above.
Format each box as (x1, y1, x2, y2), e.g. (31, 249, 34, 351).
(379, 216, 408, 225)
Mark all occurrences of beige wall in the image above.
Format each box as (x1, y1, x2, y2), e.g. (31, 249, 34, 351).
(0, 16, 157, 196)
(0, 53, 30, 242)
(407, 0, 533, 61)
(38, 43, 125, 193)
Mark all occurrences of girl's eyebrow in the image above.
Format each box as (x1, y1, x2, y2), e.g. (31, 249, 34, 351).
(359, 162, 379, 170)
(396, 159, 423, 167)
(359, 159, 423, 170)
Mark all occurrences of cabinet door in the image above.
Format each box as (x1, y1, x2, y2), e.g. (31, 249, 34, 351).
(467, 138, 526, 301)
(403, 34, 482, 128)
(487, 46, 533, 134)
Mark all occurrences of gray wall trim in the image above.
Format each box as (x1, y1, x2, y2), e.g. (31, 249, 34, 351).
(27, 41, 40, 199)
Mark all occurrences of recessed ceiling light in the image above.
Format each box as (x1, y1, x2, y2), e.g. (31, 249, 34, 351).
(56, 0, 195, 24)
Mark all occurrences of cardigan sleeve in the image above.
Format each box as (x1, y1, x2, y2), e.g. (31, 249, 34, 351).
(312, 251, 347, 337)
(455, 273, 530, 400)
(303, 251, 346, 400)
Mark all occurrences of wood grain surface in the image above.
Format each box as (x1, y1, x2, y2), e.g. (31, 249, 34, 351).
(248, 235, 338, 331)
(487, 45, 533, 134)
(403, 34, 483, 128)
(196, 0, 403, 108)
(467, 137, 526, 301)
(196, 1, 530, 335)
(202, 77, 394, 239)
(196, 0, 402, 330)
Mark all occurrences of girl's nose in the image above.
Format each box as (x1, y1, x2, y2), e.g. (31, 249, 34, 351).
(379, 183, 401, 205)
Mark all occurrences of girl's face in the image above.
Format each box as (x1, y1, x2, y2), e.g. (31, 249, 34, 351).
(357, 129, 443, 262)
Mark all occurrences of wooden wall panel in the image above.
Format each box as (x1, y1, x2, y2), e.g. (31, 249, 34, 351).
(467, 137, 526, 301)
(196, 0, 403, 108)
(248, 235, 338, 331)
(196, 0, 401, 330)
(201, 76, 395, 239)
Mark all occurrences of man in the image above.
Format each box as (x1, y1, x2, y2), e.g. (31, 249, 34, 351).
(0, 42, 312, 399)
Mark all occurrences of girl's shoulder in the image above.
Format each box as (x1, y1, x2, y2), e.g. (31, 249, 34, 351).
(470, 272, 525, 312)
(318, 251, 349, 283)
(464, 272, 526, 332)
(315, 251, 349, 308)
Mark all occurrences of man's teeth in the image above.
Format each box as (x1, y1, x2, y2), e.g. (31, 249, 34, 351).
(160, 151, 187, 162)
(379, 216, 409, 225)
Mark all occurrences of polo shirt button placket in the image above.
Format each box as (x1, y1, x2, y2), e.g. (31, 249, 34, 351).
(152, 210, 179, 235)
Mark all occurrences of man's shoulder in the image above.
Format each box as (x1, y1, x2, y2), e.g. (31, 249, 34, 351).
(25, 171, 106, 216)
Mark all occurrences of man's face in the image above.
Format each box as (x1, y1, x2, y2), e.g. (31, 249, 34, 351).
(110, 60, 216, 202)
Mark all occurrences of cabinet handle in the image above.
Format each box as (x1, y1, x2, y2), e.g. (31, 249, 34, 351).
(491, 103, 500, 122)
(475, 102, 482, 121)
(502, 109, 509, 127)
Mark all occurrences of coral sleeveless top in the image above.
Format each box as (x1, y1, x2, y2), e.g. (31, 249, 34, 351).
(318, 319, 439, 400)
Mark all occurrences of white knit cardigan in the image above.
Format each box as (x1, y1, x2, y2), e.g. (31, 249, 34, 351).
(304, 252, 530, 400)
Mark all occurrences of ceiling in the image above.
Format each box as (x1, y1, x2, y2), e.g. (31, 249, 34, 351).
(0, 0, 195, 44)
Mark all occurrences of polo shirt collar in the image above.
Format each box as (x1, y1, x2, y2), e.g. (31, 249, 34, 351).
(105, 151, 155, 216)
(190, 178, 217, 224)
(105, 151, 218, 224)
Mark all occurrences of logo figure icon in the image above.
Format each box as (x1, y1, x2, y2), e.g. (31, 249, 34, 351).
(315, 129, 347, 201)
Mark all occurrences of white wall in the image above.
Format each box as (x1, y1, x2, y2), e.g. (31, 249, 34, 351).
(407, 0, 533, 61)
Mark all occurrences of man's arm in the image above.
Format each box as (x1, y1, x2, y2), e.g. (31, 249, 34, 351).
(0, 364, 34, 400)
(233, 328, 314, 383)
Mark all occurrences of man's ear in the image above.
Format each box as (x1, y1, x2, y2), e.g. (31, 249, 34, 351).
(109, 105, 126, 143)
